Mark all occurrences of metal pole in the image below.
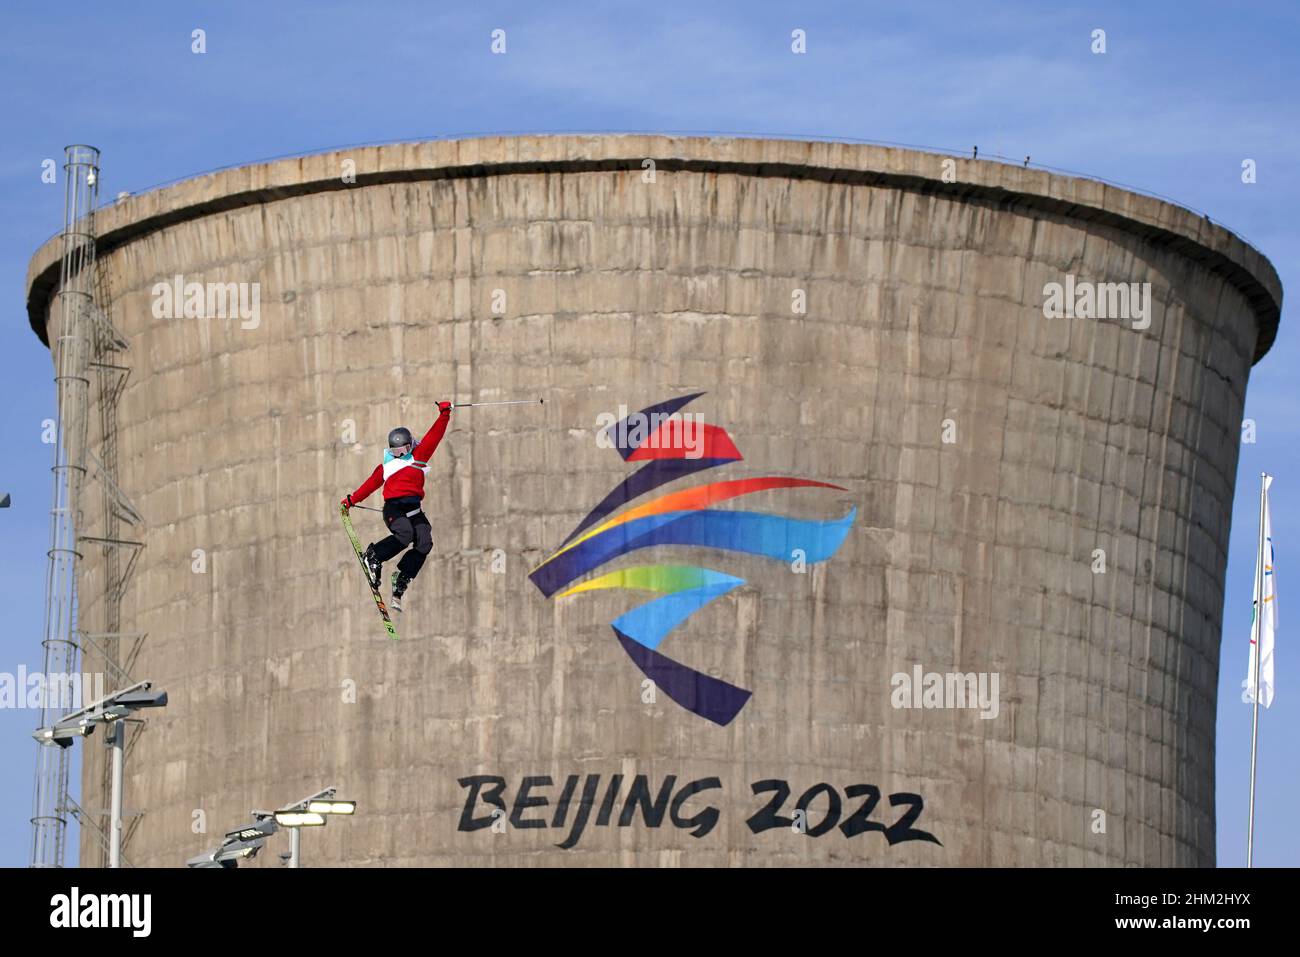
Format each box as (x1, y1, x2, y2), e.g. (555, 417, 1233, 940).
(451, 399, 544, 408)
(1246, 472, 1267, 867)
(109, 721, 124, 868)
(289, 827, 301, 868)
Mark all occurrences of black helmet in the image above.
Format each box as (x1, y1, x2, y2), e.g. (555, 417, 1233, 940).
(388, 427, 414, 453)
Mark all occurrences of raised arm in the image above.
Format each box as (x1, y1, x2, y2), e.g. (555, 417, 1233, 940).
(412, 401, 453, 463)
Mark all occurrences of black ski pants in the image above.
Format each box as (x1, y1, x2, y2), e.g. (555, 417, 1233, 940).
(370, 496, 433, 578)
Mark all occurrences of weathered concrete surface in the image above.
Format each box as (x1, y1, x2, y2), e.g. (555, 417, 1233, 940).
(26, 136, 1281, 867)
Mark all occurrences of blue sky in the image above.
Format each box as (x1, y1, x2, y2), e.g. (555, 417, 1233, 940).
(0, 1, 1295, 867)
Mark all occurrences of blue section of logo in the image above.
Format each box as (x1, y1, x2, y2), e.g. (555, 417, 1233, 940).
(613, 573, 745, 651)
(531, 507, 858, 598)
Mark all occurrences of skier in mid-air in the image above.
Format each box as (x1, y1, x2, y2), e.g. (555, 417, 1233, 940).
(341, 400, 452, 611)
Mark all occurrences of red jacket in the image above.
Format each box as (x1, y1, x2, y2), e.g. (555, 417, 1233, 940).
(351, 408, 451, 503)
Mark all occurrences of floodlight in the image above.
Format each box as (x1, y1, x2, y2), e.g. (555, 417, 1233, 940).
(186, 817, 278, 868)
(111, 689, 168, 709)
(306, 800, 357, 815)
(31, 723, 91, 749)
(274, 812, 326, 828)
(273, 786, 358, 867)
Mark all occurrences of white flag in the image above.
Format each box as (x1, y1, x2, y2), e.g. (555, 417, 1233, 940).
(1245, 475, 1277, 708)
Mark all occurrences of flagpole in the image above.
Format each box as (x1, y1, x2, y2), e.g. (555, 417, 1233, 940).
(1246, 471, 1268, 867)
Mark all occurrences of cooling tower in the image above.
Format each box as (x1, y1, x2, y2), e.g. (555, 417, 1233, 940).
(24, 136, 1282, 867)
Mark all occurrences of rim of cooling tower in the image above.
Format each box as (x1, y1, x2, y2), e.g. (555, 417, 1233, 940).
(23, 134, 1284, 362)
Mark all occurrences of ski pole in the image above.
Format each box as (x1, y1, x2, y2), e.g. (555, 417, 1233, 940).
(451, 399, 544, 409)
(347, 503, 383, 512)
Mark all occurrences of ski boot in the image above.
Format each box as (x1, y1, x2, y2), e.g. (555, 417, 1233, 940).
(361, 545, 383, 590)
(391, 571, 411, 613)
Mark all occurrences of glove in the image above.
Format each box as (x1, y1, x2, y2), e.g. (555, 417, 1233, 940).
(341, 494, 353, 509)
(437, 400, 453, 414)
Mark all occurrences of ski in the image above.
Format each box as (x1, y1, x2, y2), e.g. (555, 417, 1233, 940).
(340, 504, 399, 641)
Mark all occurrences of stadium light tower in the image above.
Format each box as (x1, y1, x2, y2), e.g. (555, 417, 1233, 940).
(32, 679, 167, 867)
(273, 786, 357, 868)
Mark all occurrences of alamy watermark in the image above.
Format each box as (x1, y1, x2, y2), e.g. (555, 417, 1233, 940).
(1042, 274, 1151, 330)
(0, 668, 105, 710)
(890, 665, 1000, 719)
(151, 274, 260, 329)
(49, 887, 151, 937)
(595, 406, 706, 459)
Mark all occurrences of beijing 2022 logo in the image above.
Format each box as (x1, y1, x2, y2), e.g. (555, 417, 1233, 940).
(529, 394, 855, 726)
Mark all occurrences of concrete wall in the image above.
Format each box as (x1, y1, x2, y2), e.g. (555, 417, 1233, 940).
(26, 136, 1282, 866)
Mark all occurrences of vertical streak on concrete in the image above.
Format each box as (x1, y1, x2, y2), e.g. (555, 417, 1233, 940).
(1162, 286, 1188, 864)
(452, 179, 474, 553)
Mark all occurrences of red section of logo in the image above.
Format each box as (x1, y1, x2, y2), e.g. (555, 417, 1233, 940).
(625, 421, 741, 461)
